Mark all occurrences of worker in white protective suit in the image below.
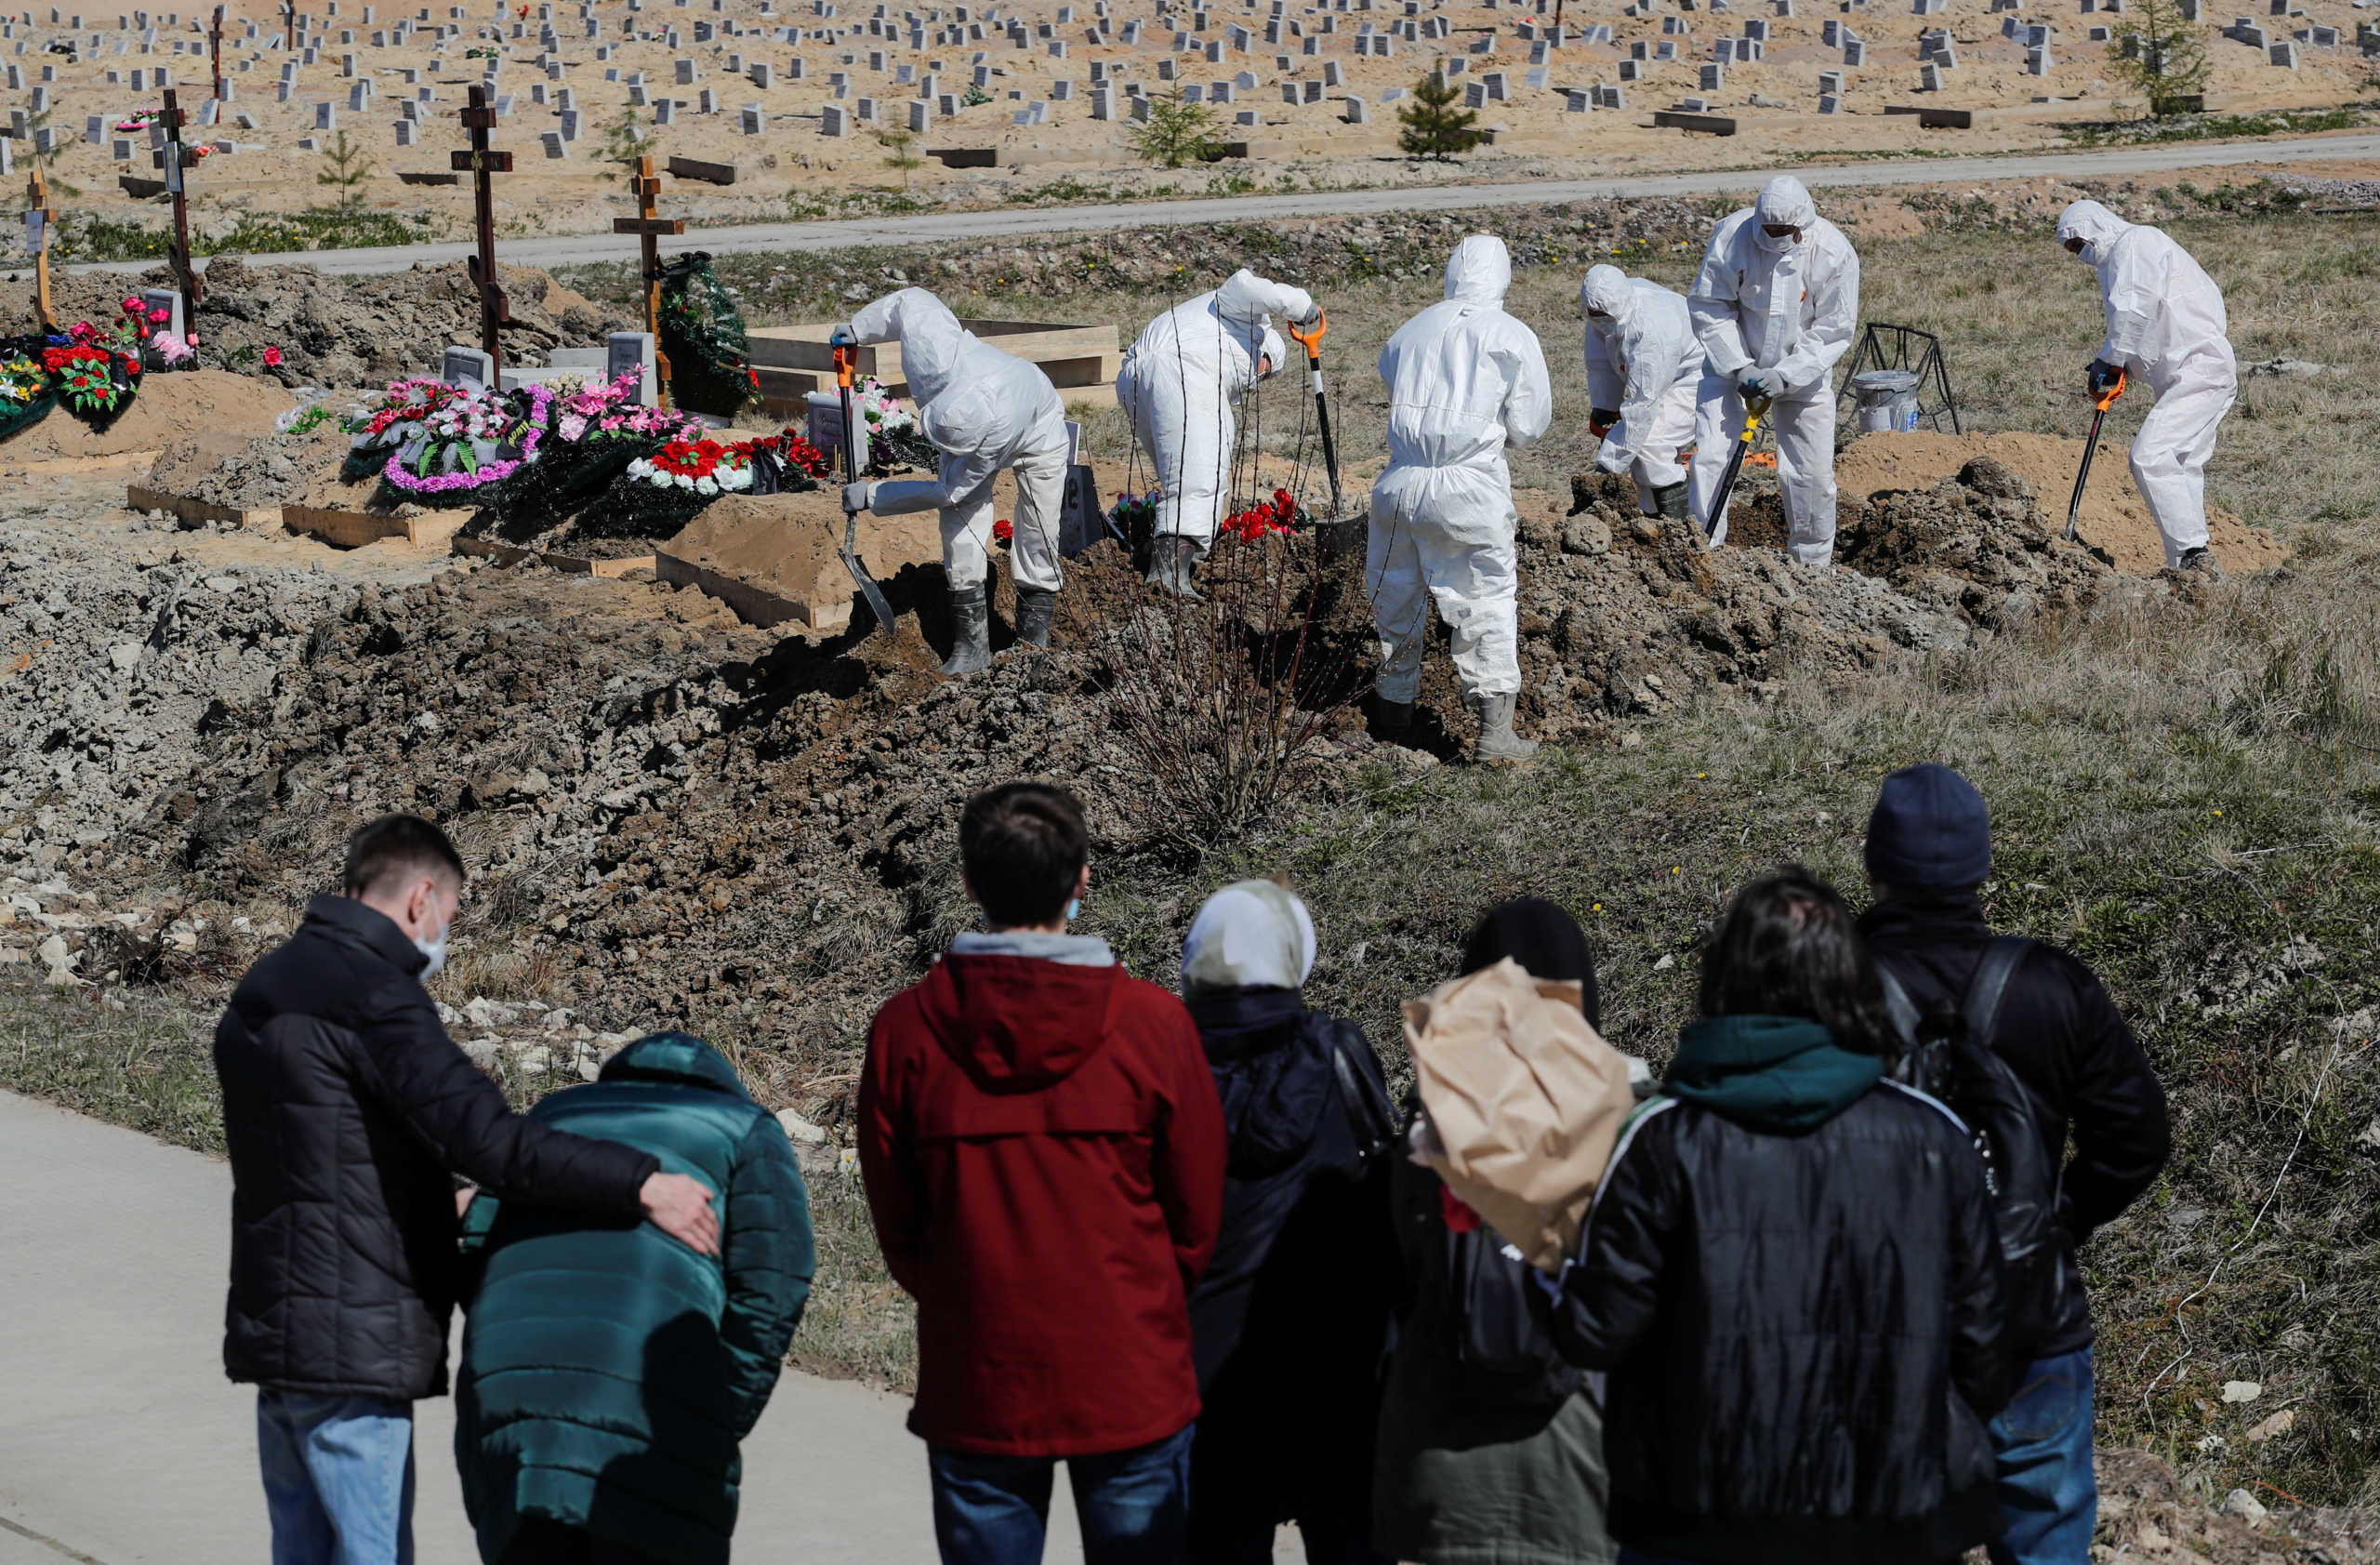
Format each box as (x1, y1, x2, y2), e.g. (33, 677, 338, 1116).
(1115, 270, 1313, 598)
(1687, 175, 1860, 564)
(1582, 263, 1705, 522)
(838, 288, 1072, 676)
(2056, 199, 2236, 574)
(1368, 234, 1554, 764)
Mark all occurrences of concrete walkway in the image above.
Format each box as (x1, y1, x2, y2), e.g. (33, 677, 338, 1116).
(60, 132, 2380, 278)
(0, 1090, 1090, 1565)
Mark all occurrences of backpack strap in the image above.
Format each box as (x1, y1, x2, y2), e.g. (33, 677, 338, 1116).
(1873, 960, 1924, 1072)
(1962, 936, 2031, 1053)
(1327, 1028, 1400, 1165)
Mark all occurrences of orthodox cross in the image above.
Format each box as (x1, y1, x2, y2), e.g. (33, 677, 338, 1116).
(610, 153, 682, 405)
(208, 5, 223, 96)
(23, 168, 54, 332)
(452, 85, 512, 374)
(158, 88, 203, 329)
(282, 0, 296, 51)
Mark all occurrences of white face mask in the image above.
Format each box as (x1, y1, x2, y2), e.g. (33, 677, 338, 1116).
(414, 907, 450, 981)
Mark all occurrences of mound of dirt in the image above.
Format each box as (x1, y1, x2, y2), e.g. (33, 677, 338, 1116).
(1834, 457, 2115, 630)
(1834, 430, 2287, 575)
(1, 259, 630, 393)
(144, 418, 350, 511)
(0, 368, 293, 465)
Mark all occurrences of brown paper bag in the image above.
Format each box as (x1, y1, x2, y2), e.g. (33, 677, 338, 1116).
(1402, 957, 1639, 1273)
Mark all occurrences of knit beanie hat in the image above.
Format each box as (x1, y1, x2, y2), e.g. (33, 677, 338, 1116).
(1863, 763, 1991, 890)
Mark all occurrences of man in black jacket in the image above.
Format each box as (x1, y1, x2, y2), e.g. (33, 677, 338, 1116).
(214, 814, 720, 1565)
(1859, 765, 2172, 1565)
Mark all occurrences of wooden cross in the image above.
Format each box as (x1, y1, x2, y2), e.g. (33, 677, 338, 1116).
(158, 88, 203, 330)
(451, 85, 512, 374)
(208, 4, 223, 98)
(23, 168, 54, 333)
(282, 0, 295, 51)
(610, 153, 681, 406)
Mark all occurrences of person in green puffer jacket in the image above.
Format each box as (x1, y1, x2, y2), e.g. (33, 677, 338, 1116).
(454, 1032, 815, 1565)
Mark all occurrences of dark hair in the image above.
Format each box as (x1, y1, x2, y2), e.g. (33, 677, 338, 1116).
(1699, 867, 1889, 1054)
(1461, 895, 1601, 1029)
(343, 814, 467, 898)
(959, 782, 1089, 929)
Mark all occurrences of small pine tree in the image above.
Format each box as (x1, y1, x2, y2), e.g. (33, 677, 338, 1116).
(1397, 70, 1478, 160)
(877, 126, 924, 189)
(313, 128, 374, 212)
(2109, 0, 2210, 114)
(596, 103, 654, 179)
(1129, 94, 1223, 169)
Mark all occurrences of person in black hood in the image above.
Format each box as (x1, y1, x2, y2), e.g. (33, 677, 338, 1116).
(1557, 869, 2011, 1565)
(1858, 763, 2169, 1565)
(1375, 896, 1628, 1565)
(1181, 879, 1400, 1565)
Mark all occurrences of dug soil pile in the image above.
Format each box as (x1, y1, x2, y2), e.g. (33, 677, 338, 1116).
(0, 259, 630, 392)
(0, 369, 293, 466)
(145, 417, 351, 512)
(1834, 431, 2288, 576)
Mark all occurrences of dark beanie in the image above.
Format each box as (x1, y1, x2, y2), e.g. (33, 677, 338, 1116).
(1864, 763, 1991, 890)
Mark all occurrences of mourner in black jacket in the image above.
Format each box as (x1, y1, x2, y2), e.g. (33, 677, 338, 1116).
(1181, 880, 1399, 1565)
(1559, 869, 2010, 1565)
(213, 815, 717, 1565)
(1858, 763, 2170, 1565)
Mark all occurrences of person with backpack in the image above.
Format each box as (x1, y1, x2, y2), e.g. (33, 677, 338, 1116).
(1178, 880, 1401, 1565)
(1556, 868, 2012, 1565)
(1858, 764, 2172, 1565)
(1374, 898, 1629, 1565)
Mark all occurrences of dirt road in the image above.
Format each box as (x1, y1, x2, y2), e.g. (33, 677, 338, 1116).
(63, 132, 2380, 279)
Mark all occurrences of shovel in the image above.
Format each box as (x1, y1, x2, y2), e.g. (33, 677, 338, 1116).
(1287, 311, 1363, 559)
(1699, 391, 1772, 543)
(834, 341, 897, 639)
(2064, 368, 2126, 544)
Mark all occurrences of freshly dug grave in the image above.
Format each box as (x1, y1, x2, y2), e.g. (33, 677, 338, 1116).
(0, 369, 293, 465)
(0, 259, 630, 393)
(143, 417, 349, 511)
(1833, 430, 2287, 575)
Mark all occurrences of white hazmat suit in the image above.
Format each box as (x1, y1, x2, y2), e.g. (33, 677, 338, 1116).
(1368, 235, 1553, 725)
(1115, 270, 1312, 552)
(845, 287, 1071, 595)
(2056, 199, 2237, 568)
(1687, 176, 1860, 565)
(1582, 264, 1704, 517)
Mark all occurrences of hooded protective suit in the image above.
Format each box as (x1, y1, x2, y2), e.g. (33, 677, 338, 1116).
(1116, 270, 1313, 548)
(1687, 176, 1860, 564)
(2056, 199, 2237, 568)
(1583, 264, 1704, 515)
(1368, 236, 1554, 705)
(846, 288, 1071, 592)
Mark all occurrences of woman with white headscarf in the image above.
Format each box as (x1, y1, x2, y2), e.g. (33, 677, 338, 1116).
(1179, 880, 1399, 1565)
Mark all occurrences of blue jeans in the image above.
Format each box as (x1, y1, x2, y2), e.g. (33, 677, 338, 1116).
(256, 1391, 416, 1565)
(929, 1424, 1195, 1565)
(1988, 1346, 2097, 1565)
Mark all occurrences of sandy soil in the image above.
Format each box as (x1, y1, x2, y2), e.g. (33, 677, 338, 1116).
(1834, 427, 2287, 573)
(7, 0, 2371, 248)
(0, 366, 291, 462)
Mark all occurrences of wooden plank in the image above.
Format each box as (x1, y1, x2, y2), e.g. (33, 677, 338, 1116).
(667, 154, 738, 185)
(285, 503, 472, 549)
(125, 483, 279, 531)
(1916, 107, 1973, 128)
(450, 534, 654, 577)
(655, 548, 848, 631)
(396, 169, 461, 186)
(1651, 111, 1737, 135)
(612, 215, 688, 234)
(119, 175, 167, 198)
(925, 146, 998, 167)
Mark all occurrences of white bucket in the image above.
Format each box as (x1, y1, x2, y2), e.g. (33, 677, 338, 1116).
(1851, 368, 1923, 433)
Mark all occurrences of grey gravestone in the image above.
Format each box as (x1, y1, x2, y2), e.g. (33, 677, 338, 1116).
(443, 345, 495, 388)
(141, 285, 183, 338)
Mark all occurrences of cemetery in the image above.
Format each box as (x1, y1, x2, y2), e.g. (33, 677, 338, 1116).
(0, 0, 2360, 242)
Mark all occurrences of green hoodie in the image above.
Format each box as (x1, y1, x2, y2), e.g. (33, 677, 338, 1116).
(1663, 1014, 1884, 1134)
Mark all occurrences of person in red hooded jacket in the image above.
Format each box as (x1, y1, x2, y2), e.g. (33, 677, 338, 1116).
(860, 781, 1228, 1565)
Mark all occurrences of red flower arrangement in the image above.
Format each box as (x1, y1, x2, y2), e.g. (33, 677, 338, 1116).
(627, 436, 755, 496)
(735, 429, 832, 480)
(1220, 487, 1302, 544)
(46, 344, 133, 414)
(993, 518, 1014, 542)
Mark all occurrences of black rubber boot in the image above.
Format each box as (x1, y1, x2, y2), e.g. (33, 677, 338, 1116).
(1015, 587, 1057, 648)
(1145, 536, 1205, 600)
(938, 584, 992, 677)
(1374, 696, 1414, 736)
(1653, 481, 1690, 522)
(2180, 547, 2223, 577)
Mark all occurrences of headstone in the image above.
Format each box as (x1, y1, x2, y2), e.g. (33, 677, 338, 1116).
(443, 344, 495, 387)
(314, 99, 334, 126)
(2269, 35, 2296, 60)
(141, 285, 183, 338)
(1699, 59, 1722, 85)
(819, 99, 843, 130)
(394, 115, 415, 141)
(1342, 91, 1365, 119)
